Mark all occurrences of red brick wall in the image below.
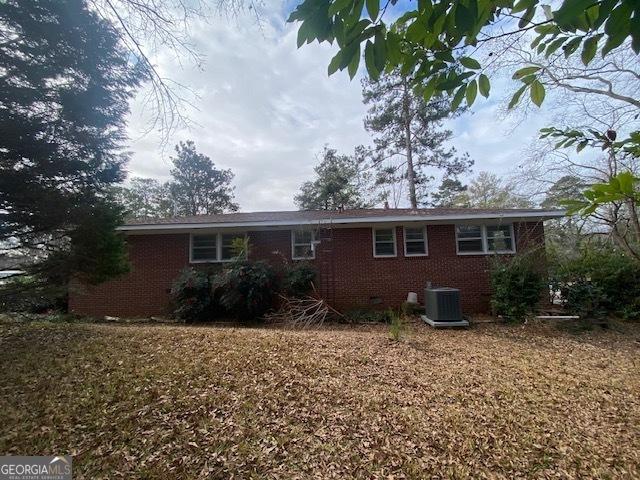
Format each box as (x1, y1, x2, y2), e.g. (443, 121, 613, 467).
(69, 234, 190, 317)
(68, 221, 545, 317)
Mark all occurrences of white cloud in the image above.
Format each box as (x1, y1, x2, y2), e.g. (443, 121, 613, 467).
(125, 2, 549, 211)
(125, 4, 371, 211)
(449, 75, 553, 179)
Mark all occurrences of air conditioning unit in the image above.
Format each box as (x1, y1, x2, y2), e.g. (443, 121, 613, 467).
(422, 287, 469, 327)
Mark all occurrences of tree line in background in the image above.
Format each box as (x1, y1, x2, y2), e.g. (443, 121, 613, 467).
(296, 148, 532, 210)
(296, 67, 475, 210)
(117, 140, 238, 218)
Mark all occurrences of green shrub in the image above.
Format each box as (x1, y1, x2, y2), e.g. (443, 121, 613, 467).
(552, 247, 640, 320)
(0, 275, 67, 314)
(282, 262, 316, 297)
(561, 281, 607, 319)
(170, 268, 217, 323)
(213, 261, 278, 321)
(490, 253, 545, 323)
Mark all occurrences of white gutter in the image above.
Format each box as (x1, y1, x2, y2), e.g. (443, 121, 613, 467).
(117, 210, 565, 232)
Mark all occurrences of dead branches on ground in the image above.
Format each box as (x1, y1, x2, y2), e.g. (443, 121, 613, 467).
(264, 294, 343, 329)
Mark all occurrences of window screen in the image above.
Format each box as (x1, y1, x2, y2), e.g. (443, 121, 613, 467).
(486, 225, 513, 252)
(404, 227, 427, 255)
(292, 230, 315, 259)
(456, 225, 484, 253)
(374, 228, 396, 257)
(191, 234, 218, 261)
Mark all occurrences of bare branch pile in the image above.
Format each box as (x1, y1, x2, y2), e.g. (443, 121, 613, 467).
(264, 295, 342, 329)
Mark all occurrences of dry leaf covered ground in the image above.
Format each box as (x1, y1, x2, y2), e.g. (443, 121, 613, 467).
(0, 319, 639, 479)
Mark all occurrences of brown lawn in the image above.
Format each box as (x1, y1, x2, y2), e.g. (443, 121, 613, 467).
(0, 319, 639, 479)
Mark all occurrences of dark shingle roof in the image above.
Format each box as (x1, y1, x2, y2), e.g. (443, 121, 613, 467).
(121, 208, 564, 229)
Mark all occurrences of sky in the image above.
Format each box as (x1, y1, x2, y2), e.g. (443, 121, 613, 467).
(124, 0, 552, 212)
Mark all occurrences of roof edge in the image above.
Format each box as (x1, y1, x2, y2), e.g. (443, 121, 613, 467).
(117, 210, 566, 232)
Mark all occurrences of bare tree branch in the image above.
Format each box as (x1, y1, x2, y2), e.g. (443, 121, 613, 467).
(88, 0, 262, 145)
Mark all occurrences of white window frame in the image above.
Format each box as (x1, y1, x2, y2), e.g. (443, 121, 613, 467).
(372, 227, 397, 258)
(291, 229, 316, 260)
(403, 226, 428, 257)
(455, 224, 516, 255)
(189, 232, 247, 263)
(220, 233, 248, 262)
(486, 224, 516, 254)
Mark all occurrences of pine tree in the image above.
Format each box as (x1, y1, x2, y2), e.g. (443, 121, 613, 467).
(116, 178, 174, 218)
(295, 147, 372, 210)
(431, 178, 468, 207)
(361, 69, 473, 208)
(169, 141, 239, 216)
(0, 0, 141, 290)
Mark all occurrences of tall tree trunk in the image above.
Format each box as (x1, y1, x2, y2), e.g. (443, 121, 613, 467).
(626, 198, 640, 254)
(611, 222, 640, 262)
(401, 76, 417, 209)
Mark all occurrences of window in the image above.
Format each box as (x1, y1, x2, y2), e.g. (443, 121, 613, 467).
(221, 234, 244, 261)
(455, 224, 515, 255)
(404, 226, 428, 256)
(190, 233, 246, 263)
(292, 230, 315, 260)
(456, 225, 484, 253)
(190, 234, 218, 262)
(373, 228, 397, 257)
(486, 225, 513, 252)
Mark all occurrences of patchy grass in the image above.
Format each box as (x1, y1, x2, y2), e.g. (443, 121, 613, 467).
(0, 319, 639, 479)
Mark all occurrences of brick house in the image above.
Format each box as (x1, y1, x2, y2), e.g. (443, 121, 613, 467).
(68, 208, 563, 317)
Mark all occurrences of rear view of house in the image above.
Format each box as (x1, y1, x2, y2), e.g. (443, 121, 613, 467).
(69, 208, 564, 317)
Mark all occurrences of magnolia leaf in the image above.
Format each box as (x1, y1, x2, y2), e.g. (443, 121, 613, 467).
(602, 4, 632, 56)
(576, 139, 589, 152)
(422, 77, 437, 102)
(364, 41, 379, 80)
(632, 15, 640, 54)
(617, 171, 635, 196)
(373, 29, 387, 72)
(328, 50, 343, 75)
(329, 0, 353, 16)
(451, 85, 466, 110)
(581, 34, 601, 65)
(466, 79, 477, 106)
(508, 84, 528, 109)
(545, 36, 568, 57)
(562, 36, 582, 57)
(347, 44, 361, 79)
(530, 80, 545, 107)
(512, 66, 540, 79)
(432, 14, 446, 35)
(518, 6, 536, 28)
(553, 0, 592, 26)
(512, 0, 536, 14)
(459, 56, 481, 70)
(478, 74, 490, 97)
(602, 30, 629, 56)
(436, 76, 464, 91)
(455, 3, 475, 32)
(297, 20, 312, 48)
(366, 0, 379, 21)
